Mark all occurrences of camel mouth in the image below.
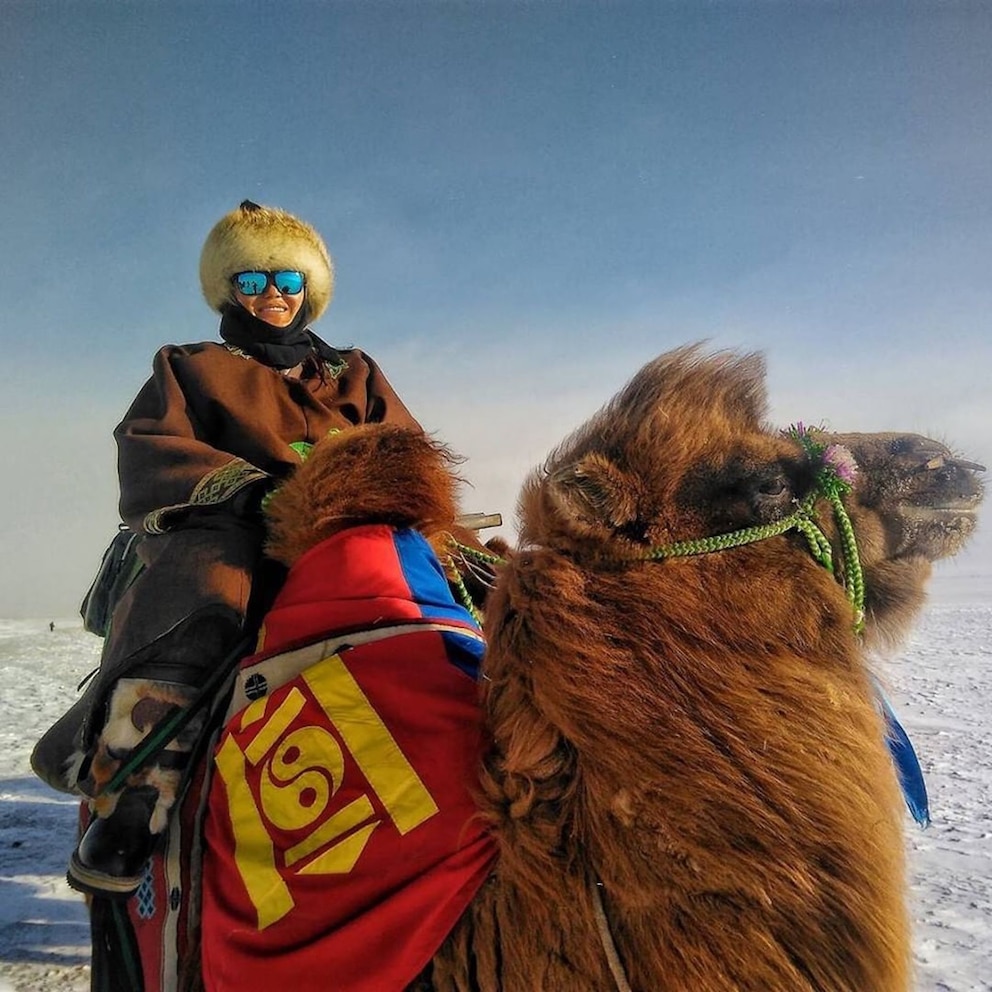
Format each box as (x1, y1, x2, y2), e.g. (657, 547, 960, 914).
(895, 504, 980, 561)
(901, 504, 980, 518)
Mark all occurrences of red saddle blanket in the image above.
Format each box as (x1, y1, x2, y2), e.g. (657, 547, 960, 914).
(200, 525, 495, 991)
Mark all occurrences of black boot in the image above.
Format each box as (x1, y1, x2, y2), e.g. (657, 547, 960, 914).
(32, 607, 243, 794)
(65, 674, 203, 900)
(37, 608, 247, 897)
(68, 786, 161, 898)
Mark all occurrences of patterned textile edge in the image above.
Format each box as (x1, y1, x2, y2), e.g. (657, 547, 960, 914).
(122, 721, 225, 992)
(144, 459, 271, 534)
(223, 343, 348, 379)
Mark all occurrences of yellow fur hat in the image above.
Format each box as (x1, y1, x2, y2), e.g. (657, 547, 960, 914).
(199, 200, 334, 321)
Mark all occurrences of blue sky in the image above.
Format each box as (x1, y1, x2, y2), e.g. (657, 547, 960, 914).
(1, 1, 990, 617)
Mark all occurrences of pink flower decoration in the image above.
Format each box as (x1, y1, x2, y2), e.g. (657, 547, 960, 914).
(823, 444, 858, 484)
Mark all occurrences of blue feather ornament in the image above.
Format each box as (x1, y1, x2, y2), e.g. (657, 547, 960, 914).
(872, 676, 931, 828)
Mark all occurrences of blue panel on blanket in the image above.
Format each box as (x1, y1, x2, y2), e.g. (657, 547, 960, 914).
(393, 529, 486, 681)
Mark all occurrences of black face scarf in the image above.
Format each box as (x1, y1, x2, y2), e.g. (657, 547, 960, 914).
(219, 303, 345, 371)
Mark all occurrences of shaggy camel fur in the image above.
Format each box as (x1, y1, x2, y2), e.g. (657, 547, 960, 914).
(263, 424, 464, 566)
(263, 423, 498, 613)
(423, 346, 982, 992)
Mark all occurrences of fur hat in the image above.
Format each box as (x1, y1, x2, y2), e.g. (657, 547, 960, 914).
(199, 200, 334, 321)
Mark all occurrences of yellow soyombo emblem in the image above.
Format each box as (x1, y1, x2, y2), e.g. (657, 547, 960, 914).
(214, 653, 440, 930)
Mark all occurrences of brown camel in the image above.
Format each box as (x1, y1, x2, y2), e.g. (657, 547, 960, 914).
(423, 346, 983, 992)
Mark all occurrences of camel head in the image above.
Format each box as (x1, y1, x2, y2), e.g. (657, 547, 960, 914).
(520, 345, 811, 556)
(824, 432, 984, 561)
(517, 344, 984, 645)
(818, 431, 984, 645)
(263, 424, 462, 567)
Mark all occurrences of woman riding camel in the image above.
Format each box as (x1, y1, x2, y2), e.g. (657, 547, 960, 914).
(32, 200, 421, 896)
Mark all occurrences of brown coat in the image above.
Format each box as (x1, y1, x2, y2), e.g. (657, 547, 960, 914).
(105, 342, 420, 680)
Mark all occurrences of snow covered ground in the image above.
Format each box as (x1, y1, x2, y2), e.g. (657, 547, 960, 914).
(0, 572, 989, 991)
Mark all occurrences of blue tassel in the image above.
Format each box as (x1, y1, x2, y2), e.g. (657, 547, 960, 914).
(872, 677, 931, 828)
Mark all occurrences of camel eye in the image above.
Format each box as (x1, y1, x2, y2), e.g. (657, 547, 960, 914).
(757, 477, 787, 497)
(750, 472, 794, 521)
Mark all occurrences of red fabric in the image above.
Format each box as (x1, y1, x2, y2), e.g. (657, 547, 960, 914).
(257, 525, 465, 654)
(200, 526, 495, 991)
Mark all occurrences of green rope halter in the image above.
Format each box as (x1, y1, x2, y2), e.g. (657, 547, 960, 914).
(441, 540, 505, 625)
(639, 426, 866, 634)
(443, 428, 866, 635)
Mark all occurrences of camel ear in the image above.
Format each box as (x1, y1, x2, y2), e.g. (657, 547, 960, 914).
(549, 453, 640, 529)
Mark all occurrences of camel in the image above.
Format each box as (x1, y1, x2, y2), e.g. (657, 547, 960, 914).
(92, 347, 984, 992)
(423, 346, 983, 992)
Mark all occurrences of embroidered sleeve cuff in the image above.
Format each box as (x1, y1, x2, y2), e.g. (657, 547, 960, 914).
(143, 459, 272, 534)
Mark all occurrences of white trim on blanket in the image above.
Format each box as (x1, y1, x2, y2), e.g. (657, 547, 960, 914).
(226, 621, 486, 720)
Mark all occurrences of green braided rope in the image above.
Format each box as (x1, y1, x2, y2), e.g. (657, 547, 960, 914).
(828, 493, 866, 632)
(441, 434, 868, 636)
(441, 535, 502, 625)
(640, 499, 824, 562)
(793, 514, 834, 571)
(446, 562, 485, 625)
(793, 427, 866, 632)
(448, 541, 505, 566)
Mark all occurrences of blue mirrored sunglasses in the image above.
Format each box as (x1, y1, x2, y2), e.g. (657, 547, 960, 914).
(232, 270, 306, 296)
